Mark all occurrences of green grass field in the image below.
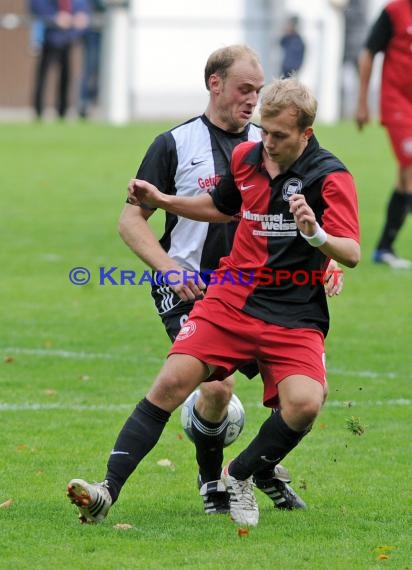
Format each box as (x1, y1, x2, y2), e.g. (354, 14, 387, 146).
(1, 120, 411, 569)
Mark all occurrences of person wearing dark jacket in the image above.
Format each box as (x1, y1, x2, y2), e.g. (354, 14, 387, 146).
(280, 16, 305, 77)
(30, 0, 90, 119)
(78, 0, 105, 118)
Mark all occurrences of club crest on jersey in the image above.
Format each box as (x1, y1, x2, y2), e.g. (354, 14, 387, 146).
(401, 137, 412, 156)
(282, 178, 303, 202)
(176, 320, 197, 341)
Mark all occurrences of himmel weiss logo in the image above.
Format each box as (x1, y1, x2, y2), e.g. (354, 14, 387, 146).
(243, 211, 297, 237)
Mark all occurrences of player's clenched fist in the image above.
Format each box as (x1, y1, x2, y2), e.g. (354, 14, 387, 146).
(127, 179, 162, 210)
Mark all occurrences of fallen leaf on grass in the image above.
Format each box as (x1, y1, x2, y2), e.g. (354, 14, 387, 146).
(237, 527, 249, 537)
(113, 523, 134, 531)
(0, 499, 13, 509)
(4, 356, 15, 363)
(44, 389, 58, 397)
(373, 545, 396, 560)
(176, 433, 184, 440)
(157, 458, 175, 471)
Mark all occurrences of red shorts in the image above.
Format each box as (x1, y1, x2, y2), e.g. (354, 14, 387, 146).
(169, 297, 326, 408)
(385, 125, 412, 167)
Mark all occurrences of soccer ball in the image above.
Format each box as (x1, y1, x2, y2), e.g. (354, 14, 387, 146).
(180, 389, 245, 447)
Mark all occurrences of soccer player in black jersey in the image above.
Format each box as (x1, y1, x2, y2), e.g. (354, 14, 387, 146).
(117, 45, 266, 516)
(67, 59, 345, 525)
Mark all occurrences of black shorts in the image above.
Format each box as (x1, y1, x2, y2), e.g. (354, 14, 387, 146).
(151, 282, 258, 379)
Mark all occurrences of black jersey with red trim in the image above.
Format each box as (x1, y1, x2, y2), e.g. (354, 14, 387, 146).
(135, 114, 262, 274)
(208, 136, 360, 336)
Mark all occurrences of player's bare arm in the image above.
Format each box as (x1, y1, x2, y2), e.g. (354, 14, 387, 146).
(118, 203, 206, 301)
(128, 179, 232, 223)
(289, 194, 360, 268)
(355, 49, 374, 131)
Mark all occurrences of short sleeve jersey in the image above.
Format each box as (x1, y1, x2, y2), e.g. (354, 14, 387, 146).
(135, 115, 262, 274)
(365, 0, 412, 126)
(208, 137, 360, 336)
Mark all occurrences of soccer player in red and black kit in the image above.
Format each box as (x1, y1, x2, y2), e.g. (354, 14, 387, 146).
(356, 0, 412, 269)
(66, 77, 359, 527)
(67, 46, 309, 522)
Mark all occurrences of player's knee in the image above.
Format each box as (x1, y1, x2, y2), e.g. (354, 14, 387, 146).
(283, 393, 323, 426)
(151, 376, 186, 406)
(322, 380, 329, 404)
(197, 379, 234, 417)
(399, 166, 412, 191)
(149, 371, 201, 411)
(300, 398, 322, 423)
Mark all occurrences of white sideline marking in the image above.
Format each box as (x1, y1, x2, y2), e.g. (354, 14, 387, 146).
(1, 346, 163, 363)
(0, 399, 410, 412)
(325, 398, 411, 408)
(1, 346, 411, 380)
(327, 367, 405, 379)
(0, 403, 133, 411)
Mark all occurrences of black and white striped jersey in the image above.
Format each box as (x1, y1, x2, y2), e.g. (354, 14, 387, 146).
(135, 114, 261, 315)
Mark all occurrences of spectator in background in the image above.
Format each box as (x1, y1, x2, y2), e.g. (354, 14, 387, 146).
(28, 11, 45, 55)
(78, 0, 105, 119)
(340, 0, 367, 119)
(279, 15, 305, 77)
(356, 0, 412, 269)
(30, 0, 90, 119)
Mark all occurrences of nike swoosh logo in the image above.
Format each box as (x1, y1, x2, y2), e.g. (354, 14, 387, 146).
(240, 183, 255, 191)
(191, 159, 206, 166)
(260, 455, 279, 463)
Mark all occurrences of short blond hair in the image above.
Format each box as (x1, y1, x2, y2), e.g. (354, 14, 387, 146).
(260, 77, 317, 131)
(204, 45, 261, 90)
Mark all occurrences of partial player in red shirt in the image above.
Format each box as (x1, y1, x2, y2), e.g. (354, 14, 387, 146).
(356, 0, 412, 269)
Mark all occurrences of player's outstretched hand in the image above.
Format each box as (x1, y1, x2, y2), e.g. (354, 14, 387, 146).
(127, 179, 163, 210)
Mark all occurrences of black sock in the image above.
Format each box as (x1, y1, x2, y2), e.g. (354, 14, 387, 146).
(229, 410, 306, 480)
(191, 406, 228, 482)
(105, 397, 170, 502)
(376, 190, 408, 251)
